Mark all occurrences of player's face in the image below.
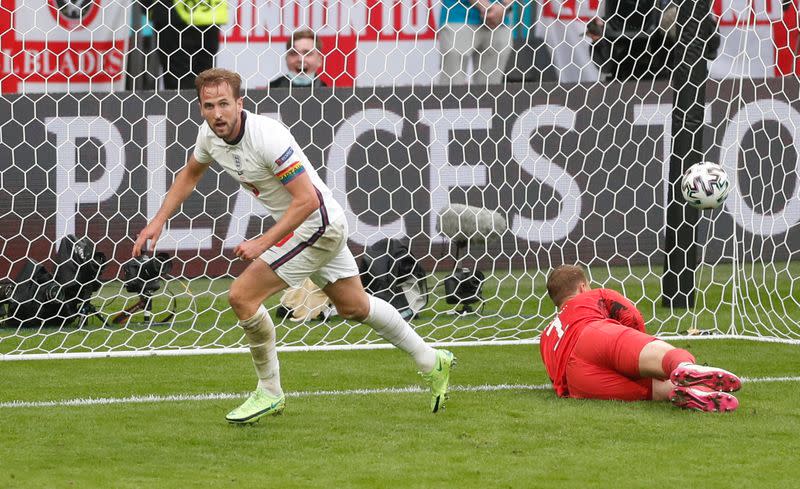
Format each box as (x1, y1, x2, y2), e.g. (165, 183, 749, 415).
(286, 38, 323, 75)
(199, 82, 243, 141)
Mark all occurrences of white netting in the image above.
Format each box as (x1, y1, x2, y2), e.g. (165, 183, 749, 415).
(1, 0, 799, 359)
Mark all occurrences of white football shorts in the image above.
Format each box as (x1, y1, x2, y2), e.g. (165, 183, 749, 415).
(258, 217, 359, 289)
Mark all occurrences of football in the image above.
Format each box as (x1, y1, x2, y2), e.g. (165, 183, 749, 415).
(680, 161, 731, 210)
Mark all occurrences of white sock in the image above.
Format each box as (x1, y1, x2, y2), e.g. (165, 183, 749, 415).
(363, 295, 437, 373)
(239, 305, 282, 395)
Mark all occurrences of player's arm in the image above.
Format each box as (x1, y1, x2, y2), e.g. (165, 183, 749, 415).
(468, 0, 492, 16)
(132, 155, 209, 257)
(602, 289, 646, 332)
(233, 171, 320, 260)
(469, 0, 509, 27)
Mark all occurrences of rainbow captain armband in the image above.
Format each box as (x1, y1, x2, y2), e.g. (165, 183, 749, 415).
(276, 161, 305, 184)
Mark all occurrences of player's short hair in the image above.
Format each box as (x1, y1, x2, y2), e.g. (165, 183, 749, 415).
(194, 68, 242, 100)
(286, 29, 323, 52)
(547, 265, 589, 308)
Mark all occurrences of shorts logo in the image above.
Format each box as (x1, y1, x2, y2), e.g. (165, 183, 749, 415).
(275, 232, 294, 247)
(275, 147, 294, 165)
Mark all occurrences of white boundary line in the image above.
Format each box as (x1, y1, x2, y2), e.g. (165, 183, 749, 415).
(2, 376, 798, 409)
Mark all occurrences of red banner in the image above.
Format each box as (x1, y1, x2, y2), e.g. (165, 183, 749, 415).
(0, 0, 129, 94)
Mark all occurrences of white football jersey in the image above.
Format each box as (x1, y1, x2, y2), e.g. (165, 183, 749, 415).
(193, 110, 345, 234)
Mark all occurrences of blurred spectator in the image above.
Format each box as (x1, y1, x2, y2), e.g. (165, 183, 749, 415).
(269, 30, 329, 89)
(437, 0, 514, 86)
(143, 0, 228, 90)
(504, 0, 559, 83)
(587, 0, 719, 81)
(126, 4, 157, 90)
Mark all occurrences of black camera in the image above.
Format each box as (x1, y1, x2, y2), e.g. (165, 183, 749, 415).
(0, 282, 11, 319)
(0, 236, 107, 329)
(0, 281, 14, 303)
(444, 268, 485, 307)
(122, 253, 174, 296)
(111, 253, 175, 326)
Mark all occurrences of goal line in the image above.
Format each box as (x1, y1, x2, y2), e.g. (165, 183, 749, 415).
(2, 376, 797, 410)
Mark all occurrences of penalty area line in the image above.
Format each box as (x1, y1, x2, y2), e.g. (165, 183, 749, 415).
(1, 376, 798, 409)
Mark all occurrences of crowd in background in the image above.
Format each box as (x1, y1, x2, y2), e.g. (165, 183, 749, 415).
(126, 0, 538, 91)
(124, 0, 799, 92)
(3, 0, 798, 94)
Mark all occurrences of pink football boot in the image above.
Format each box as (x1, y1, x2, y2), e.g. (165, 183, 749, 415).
(669, 386, 739, 413)
(670, 363, 742, 392)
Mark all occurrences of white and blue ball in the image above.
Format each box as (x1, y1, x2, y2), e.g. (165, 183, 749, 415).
(681, 162, 731, 210)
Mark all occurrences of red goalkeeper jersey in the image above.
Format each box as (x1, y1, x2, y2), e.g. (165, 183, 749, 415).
(539, 288, 646, 397)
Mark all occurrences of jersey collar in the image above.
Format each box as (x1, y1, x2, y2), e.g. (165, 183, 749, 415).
(224, 110, 247, 146)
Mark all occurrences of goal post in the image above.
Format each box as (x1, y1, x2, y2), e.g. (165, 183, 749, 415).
(1, 0, 800, 360)
(662, 0, 714, 309)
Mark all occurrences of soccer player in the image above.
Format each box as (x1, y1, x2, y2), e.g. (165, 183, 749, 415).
(540, 265, 741, 412)
(132, 68, 455, 423)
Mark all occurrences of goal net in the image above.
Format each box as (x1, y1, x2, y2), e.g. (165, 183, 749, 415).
(1, 0, 799, 359)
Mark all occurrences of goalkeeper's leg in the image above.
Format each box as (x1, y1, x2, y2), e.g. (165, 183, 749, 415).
(639, 339, 741, 392)
(572, 321, 740, 411)
(575, 320, 740, 390)
(638, 337, 741, 412)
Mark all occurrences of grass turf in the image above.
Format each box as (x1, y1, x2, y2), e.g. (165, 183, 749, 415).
(2, 263, 799, 486)
(1, 340, 799, 488)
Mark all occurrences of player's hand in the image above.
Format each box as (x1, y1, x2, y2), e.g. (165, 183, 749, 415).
(132, 221, 164, 258)
(484, 4, 505, 29)
(234, 239, 269, 261)
(586, 17, 604, 42)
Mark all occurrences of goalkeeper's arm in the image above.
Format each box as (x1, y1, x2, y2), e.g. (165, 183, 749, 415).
(601, 288, 646, 333)
(132, 156, 209, 257)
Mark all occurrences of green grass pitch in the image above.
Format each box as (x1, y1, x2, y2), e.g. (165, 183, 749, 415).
(2, 342, 799, 487)
(1, 265, 799, 487)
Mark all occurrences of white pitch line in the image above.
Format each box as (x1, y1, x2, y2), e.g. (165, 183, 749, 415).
(1, 377, 798, 410)
(740, 375, 800, 383)
(0, 384, 551, 409)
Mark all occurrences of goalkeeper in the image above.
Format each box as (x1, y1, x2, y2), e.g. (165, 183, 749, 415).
(540, 265, 741, 412)
(132, 68, 455, 423)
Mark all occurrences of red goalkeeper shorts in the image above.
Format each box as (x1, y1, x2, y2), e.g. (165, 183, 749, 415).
(565, 321, 657, 401)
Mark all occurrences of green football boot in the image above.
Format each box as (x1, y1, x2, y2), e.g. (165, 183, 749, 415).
(226, 388, 285, 424)
(420, 349, 456, 413)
